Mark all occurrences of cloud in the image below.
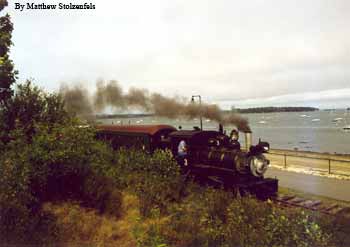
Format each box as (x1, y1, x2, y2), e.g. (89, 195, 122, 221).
(221, 88, 350, 109)
(5, 0, 350, 107)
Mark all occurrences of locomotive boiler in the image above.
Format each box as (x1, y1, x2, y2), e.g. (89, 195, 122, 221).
(95, 124, 278, 199)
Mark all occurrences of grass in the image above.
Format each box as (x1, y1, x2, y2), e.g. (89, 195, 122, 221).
(42, 192, 139, 247)
(29, 183, 350, 247)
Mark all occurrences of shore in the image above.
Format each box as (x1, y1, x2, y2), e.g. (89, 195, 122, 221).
(265, 148, 350, 180)
(269, 148, 350, 160)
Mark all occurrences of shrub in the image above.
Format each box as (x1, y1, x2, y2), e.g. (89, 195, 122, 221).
(224, 197, 330, 247)
(113, 148, 184, 217)
(0, 120, 123, 243)
(132, 208, 169, 247)
(82, 173, 122, 216)
(0, 131, 33, 242)
(1, 81, 69, 144)
(133, 187, 332, 247)
(0, 135, 59, 245)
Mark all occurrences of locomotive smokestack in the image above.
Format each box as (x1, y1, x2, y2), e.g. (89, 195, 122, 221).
(219, 123, 223, 134)
(245, 131, 252, 151)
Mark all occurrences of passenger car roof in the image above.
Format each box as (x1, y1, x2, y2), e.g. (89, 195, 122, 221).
(169, 130, 222, 139)
(95, 124, 177, 135)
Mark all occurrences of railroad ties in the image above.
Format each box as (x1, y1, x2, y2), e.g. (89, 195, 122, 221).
(275, 195, 350, 218)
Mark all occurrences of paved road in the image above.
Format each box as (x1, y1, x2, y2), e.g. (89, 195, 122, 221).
(265, 167, 350, 202)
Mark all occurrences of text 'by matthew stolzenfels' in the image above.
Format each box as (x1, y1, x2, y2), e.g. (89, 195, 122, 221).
(14, 2, 96, 11)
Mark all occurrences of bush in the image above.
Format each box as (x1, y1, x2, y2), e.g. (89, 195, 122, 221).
(133, 187, 331, 247)
(1, 81, 69, 144)
(224, 197, 330, 247)
(132, 208, 169, 247)
(28, 124, 112, 199)
(0, 135, 59, 245)
(113, 148, 184, 217)
(0, 82, 122, 243)
(0, 123, 123, 243)
(82, 173, 122, 216)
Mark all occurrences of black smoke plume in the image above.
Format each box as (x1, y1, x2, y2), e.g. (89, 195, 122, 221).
(59, 84, 93, 117)
(60, 80, 251, 132)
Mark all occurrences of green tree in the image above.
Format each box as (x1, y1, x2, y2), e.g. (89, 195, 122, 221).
(0, 0, 17, 105)
(1, 81, 69, 144)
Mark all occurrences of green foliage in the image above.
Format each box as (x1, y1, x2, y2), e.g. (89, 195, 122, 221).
(110, 149, 333, 247)
(223, 197, 330, 247)
(113, 148, 184, 217)
(317, 213, 350, 247)
(0, 132, 60, 245)
(0, 123, 123, 243)
(0, 143, 34, 242)
(0, 0, 17, 104)
(82, 173, 122, 216)
(133, 187, 331, 247)
(132, 209, 169, 247)
(0, 83, 122, 244)
(1, 81, 69, 143)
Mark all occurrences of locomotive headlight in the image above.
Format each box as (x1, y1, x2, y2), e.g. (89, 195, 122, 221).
(249, 155, 269, 177)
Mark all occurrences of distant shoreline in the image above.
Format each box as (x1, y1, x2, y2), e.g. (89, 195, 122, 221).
(95, 107, 320, 119)
(229, 107, 319, 114)
(95, 113, 154, 119)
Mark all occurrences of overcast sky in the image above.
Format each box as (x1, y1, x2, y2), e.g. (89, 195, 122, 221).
(4, 0, 350, 109)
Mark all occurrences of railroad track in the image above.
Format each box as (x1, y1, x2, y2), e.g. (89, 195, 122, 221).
(274, 194, 350, 218)
(186, 171, 350, 218)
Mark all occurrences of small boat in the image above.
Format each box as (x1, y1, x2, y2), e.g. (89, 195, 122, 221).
(343, 125, 350, 131)
(258, 120, 267, 124)
(311, 118, 320, 122)
(332, 118, 343, 122)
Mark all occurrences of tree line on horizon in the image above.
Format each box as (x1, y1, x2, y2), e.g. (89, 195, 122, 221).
(228, 106, 319, 114)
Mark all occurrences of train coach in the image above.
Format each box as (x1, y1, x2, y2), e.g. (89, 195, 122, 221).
(95, 124, 278, 199)
(95, 124, 176, 152)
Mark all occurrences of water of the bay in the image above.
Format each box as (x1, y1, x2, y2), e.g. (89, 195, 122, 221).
(99, 110, 350, 154)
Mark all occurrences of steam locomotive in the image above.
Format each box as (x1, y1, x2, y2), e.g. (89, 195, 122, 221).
(95, 124, 278, 199)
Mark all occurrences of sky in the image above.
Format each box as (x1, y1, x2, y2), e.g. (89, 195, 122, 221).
(4, 0, 350, 109)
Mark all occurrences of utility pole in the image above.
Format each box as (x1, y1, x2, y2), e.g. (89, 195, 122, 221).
(191, 95, 203, 130)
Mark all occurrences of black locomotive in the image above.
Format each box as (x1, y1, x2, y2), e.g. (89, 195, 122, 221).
(96, 124, 278, 199)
